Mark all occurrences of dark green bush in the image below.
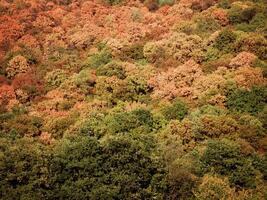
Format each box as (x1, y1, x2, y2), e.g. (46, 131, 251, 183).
(226, 87, 267, 115)
(201, 139, 257, 188)
(252, 58, 267, 77)
(48, 135, 165, 199)
(96, 61, 126, 79)
(217, 0, 231, 9)
(228, 5, 256, 24)
(214, 29, 237, 52)
(0, 138, 50, 199)
(84, 49, 112, 69)
(236, 13, 267, 32)
(195, 17, 221, 37)
(162, 100, 188, 121)
(105, 109, 154, 134)
(158, 0, 174, 6)
(121, 43, 145, 61)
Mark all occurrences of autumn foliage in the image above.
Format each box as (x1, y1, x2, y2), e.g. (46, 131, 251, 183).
(0, 0, 266, 199)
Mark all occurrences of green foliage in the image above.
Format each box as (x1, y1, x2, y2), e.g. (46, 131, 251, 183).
(143, 42, 166, 63)
(104, 109, 154, 134)
(0, 138, 50, 199)
(84, 49, 112, 69)
(157, 0, 174, 6)
(121, 43, 145, 61)
(74, 68, 95, 94)
(213, 29, 237, 52)
(200, 139, 257, 188)
(236, 13, 267, 32)
(49, 135, 165, 199)
(103, 0, 123, 5)
(194, 175, 233, 200)
(43, 115, 77, 139)
(173, 21, 196, 35)
(45, 69, 67, 89)
(96, 61, 126, 79)
(217, 0, 231, 9)
(252, 58, 267, 77)
(234, 34, 267, 60)
(226, 86, 267, 115)
(1, 113, 43, 138)
(228, 5, 257, 25)
(162, 100, 188, 121)
(195, 17, 221, 37)
(204, 47, 222, 62)
(1, 0, 266, 199)
(251, 154, 267, 180)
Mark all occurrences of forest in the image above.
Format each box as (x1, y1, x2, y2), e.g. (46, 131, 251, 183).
(0, 0, 266, 199)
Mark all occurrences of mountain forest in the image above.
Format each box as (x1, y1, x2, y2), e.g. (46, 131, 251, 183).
(0, 0, 266, 199)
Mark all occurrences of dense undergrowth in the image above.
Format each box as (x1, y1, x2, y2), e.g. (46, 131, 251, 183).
(0, 0, 266, 199)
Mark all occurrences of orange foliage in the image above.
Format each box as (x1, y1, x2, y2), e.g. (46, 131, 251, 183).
(0, 15, 24, 50)
(6, 55, 30, 78)
(234, 66, 266, 89)
(212, 8, 229, 26)
(148, 60, 202, 100)
(17, 34, 40, 49)
(229, 52, 257, 68)
(12, 72, 43, 91)
(0, 84, 16, 105)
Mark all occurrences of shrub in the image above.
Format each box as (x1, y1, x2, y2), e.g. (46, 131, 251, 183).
(234, 34, 267, 60)
(144, 33, 205, 64)
(213, 29, 237, 52)
(143, 42, 166, 63)
(96, 61, 126, 79)
(162, 100, 188, 121)
(238, 115, 265, 149)
(217, 0, 231, 9)
(228, 5, 256, 25)
(226, 86, 267, 115)
(104, 109, 154, 134)
(236, 13, 267, 32)
(45, 69, 67, 89)
(194, 175, 234, 200)
(43, 115, 76, 139)
(229, 51, 257, 68)
(234, 66, 265, 89)
(83, 49, 112, 69)
(3, 115, 43, 137)
(158, 0, 174, 6)
(0, 138, 49, 199)
(198, 115, 239, 138)
(121, 43, 145, 61)
(103, 0, 123, 5)
(0, 85, 16, 106)
(74, 68, 96, 94)
(201, 139, 257, 188)
(195, 17, 221, 37)
(48, 135, 165, 199)
(191, 0, 217, 11)
(6, 55, 30, 78)
(173, 20, 196, 35)
(251, 58, 267, 77)
(148, 60, 202, 99)
(144, 0, 159, 11)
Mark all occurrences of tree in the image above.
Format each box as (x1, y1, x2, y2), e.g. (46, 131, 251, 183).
(194, 175, 234, 200)
(6, 55, 30, 78)
(200, 139, 257, 188)
(162, 100, 188, 121)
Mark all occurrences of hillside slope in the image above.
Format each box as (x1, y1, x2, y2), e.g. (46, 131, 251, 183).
(0, 0, 266, 199)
